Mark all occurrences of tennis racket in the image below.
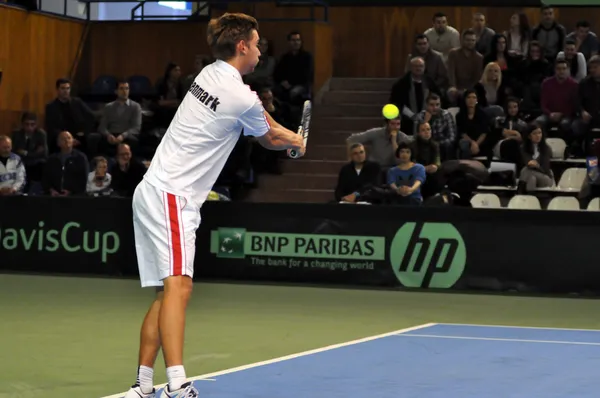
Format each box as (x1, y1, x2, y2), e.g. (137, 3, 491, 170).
(288, 100, 312, 159)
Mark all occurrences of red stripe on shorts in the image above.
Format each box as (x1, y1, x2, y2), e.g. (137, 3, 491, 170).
(166, 193, 183, 276)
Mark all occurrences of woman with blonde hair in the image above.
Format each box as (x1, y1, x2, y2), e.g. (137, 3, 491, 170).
(474, 62, 507, 119)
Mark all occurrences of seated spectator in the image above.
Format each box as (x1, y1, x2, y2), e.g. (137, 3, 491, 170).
(532, 6, 566, 62)
(447, 29, 483, 105)
(424, 12, 460, 62)
(456, 89, 491, 159)
(392, 56, 442, 135)
(245, 38, 276, 91)
(493, 97, 527, 164)
(346, 117, 410, 169)
(518, 41, 552, 115)
(472, 12, 496, 56)
(110, 143, 146, 197)
(0, 135, 26, 196)
(86, 156, 112, 196)
(11, 112, 48, 183)
(183, 55, 212, 91)
(566, 20, 598, 61)
(574, 55, 600, 155)
(474, 62, 507, 119)
(414, 93, 457, 161)
(387, 142, 426, 205)
(411, 122, 441, 199)
(334, 143, 381, 203)
(518, 127, 554, 192)
(536, 59, 579, 138)
(557, 39, 587, 82)
(154, 62, 185, 129)
(42, 131, 88, 196)
(484, 34, 521, 93)
(273, 31, 313, 106)
(404, 34, 448, 90)
(504, 12, 530, 58)
(45, 78, 95, 155)
(97, 80, 142, 157)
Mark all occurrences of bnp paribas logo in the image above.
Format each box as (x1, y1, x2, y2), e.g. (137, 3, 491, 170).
(212, 228, 246, 258)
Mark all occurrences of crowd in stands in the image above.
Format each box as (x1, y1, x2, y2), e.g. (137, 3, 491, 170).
(337, 7, 600, 207)
(0, 31, 313, 201)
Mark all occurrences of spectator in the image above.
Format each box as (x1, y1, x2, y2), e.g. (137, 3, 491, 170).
(154, 62, 185, 128)
(519, 127, 554, 192)
(474, 62, 507, 119)
(273, 32, 313, 105)
(0, 135, 25, 196)
(346, 117, 410, 169)
(45, 78, 95, 155)
(411, 122, 441, 199)
(110, 143, 146, 197)
(537, 59, 578, 137)
(414, 93, 457, 161)
(391, 56, 441, 135)
(574, 55, 600, 155)
(334, 143, 381, 203)
(183, 55, 212, 91)
(97, 80, 142, 156)
(404, 34, 448, 89)
(86, 156, 112, 195)
(424, 12, 461, 62)
(11, 112, 48, 183)
(557, 39, 587, 82)
(493, 97, 527, 164)
(532, 6, 567, 61)
(504, 12, 531, 58)
(245, 38, 276, 91)
(472, 12, 496, 56)
(566, 20, 599, 61)
(518, 41, 552, 114)
(447, 29, 483, 103)
(42, 131, 88, 196)
(387, 142, 426, 205)
(456, 89, 491, 159)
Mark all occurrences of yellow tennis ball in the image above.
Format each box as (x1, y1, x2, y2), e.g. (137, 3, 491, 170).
(382, 104, 399, 120)
(207, 191, 220, 201)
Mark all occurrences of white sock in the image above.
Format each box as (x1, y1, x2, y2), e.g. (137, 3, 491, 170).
(166, 365, 187, 391)
(136, 365, 154, 394)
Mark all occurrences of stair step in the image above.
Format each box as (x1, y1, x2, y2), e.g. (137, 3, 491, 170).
(322, 91, 389, 106)
(313, 116, 383, 132)
(248, 189, 334, 203)
(259, 173, 338, 190)
(308, 130, 356, 145)
(314, 104, 383, 117)
(283, 159, 346, 174)
(306, 144, 347, 161)
(329, 77, 397, 92)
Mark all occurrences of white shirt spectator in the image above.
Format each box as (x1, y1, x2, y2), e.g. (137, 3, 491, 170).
(86, 172, 112, 195)
(0, 153, 26, 193)
(424, 26, 461, 62)
(144, 59, 270, 209)
(557, 51, 587, 82)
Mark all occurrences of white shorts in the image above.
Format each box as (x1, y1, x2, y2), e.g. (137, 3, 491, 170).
(132, 179, 201, 287)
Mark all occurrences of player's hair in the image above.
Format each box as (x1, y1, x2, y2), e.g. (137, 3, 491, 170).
(55, 78, 71, 89)
(207, 13, 259, 61)
(432, 12, 446, 21)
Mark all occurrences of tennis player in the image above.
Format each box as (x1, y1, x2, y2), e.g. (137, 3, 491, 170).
(124, 13, 305, 398)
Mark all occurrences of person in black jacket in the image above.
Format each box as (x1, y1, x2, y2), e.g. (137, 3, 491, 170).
(411, 122, 442, 198)
(574, 55, 600, 155)
(273, 31, 313, 106)
(110, 143, 146, 197)
(334, 143, 381, 203)
(519, 126, 554, 192)
(456, 89, 492, 159)
(42, 131, 89, 196)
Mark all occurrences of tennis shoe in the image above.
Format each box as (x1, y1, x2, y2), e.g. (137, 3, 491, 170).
(124, 384, 156, 398)
(159, 382, 199, 398)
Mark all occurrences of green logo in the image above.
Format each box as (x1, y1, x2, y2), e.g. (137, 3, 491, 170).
(389, 223, 466, 288)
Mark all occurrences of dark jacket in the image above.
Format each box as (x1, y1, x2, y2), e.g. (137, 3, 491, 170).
(334, 161, 381, 201)
(473, 81, 508, 109)
(44, 98, 95, 153)
(578, 76, 600, 118)
(11, 128, 48, 165)
(274, 50, 314, 88)
(521, 141, 552, 176)
(389, 73, 441, 115)
(42, 149, 89, 195)
(109, 159, 147, 197)
(411, 137, 441, 167)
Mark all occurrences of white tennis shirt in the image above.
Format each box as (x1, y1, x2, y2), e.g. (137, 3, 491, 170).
(144, 60, 270, 208)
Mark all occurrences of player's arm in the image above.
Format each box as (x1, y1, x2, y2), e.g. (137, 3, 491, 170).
(257, 122, 303, 151)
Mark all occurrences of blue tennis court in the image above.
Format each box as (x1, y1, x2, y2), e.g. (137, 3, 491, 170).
(136, 323, 600, 398)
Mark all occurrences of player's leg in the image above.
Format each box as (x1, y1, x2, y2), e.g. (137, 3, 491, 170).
(158, 194, 201, 397)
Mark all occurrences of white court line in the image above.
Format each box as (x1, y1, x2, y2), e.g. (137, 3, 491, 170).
(438, 322, 600, 332)
(394, 333, 600, 346)
(100, 322, 436, 398)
